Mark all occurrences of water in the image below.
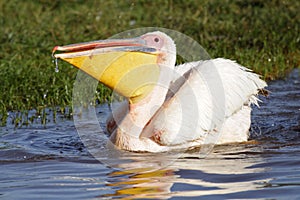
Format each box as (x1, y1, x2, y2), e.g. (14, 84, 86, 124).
(52, 58, 59, 73)
(1, 70, 299, 199)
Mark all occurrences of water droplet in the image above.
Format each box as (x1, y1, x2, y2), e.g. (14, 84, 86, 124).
(53, 58, 59, 73)
(129, 20, 136, 26)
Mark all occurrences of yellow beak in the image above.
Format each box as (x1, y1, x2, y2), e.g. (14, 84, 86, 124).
(53, 38, 160, 104)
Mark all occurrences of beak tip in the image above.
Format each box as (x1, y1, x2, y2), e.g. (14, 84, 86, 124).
(52, 46, 59, 57)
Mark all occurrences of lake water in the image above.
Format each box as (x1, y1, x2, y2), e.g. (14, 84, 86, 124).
(1, 69, 299, 199)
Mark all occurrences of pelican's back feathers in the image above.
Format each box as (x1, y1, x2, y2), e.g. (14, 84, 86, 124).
(174, 58, 267, 116)
(141, 58, 267, 146)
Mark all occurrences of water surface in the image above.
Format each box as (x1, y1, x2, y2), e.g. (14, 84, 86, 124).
(1, 69, 299, 199)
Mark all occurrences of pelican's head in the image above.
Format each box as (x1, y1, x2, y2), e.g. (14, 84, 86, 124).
(53, 31, 176, 103)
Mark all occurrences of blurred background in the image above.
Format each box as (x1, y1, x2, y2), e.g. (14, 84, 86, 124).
(0, 0, 299, 125)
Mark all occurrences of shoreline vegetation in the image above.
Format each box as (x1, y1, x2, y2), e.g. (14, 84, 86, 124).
(0, 0, 299, 126)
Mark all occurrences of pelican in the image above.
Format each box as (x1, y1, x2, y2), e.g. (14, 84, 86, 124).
(53, 31, 267, 152)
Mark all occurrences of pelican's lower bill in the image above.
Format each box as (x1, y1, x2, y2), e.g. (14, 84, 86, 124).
(53, 31, 267, 152)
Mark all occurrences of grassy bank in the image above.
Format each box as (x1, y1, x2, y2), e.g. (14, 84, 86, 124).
(0, 0, 299, 126)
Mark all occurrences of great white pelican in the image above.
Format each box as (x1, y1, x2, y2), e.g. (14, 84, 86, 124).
(53, 31, 267, 152)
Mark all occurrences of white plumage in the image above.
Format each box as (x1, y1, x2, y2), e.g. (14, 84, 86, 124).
(109, 58, 267, 152)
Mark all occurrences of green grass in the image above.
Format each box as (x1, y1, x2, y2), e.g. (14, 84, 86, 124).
(0, 0, 299, 126)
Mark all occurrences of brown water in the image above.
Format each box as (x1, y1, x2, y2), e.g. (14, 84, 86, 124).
(1, 69, 299, 199)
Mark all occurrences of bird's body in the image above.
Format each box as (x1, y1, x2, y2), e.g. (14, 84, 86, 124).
(53, 31, 267, 152)
(107, 58, 266, 152)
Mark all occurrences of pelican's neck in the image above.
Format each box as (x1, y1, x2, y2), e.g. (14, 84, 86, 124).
(110, 64, 175, 150)
(110, 37, 177, 150)
(123, 66, 172, 134)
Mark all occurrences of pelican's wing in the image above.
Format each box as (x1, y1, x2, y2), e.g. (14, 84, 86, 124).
(141, 58, 267, 146)
(174, 58, 267, 112)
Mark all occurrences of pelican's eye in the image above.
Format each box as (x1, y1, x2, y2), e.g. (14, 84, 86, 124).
(142, 34, 164, 49)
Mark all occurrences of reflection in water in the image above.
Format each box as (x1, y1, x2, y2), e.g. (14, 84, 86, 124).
(97, 143, 271, 199)
(105, 168, 175, 199)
